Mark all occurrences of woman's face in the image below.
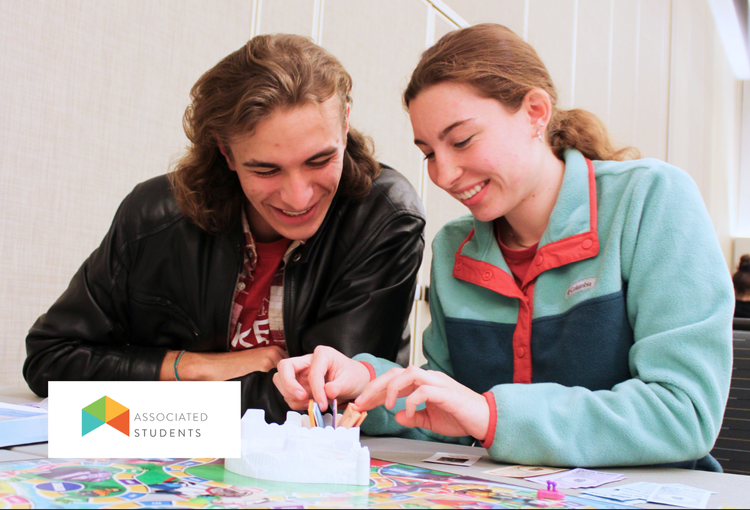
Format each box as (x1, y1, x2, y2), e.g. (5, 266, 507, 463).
(409, 82, 542, 222)
(222, 96, 349, 242)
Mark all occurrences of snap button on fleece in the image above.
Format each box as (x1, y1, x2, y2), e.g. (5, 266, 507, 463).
(292, 253, 301, 262)
(455, 260, 463, 271)
(535, 254, 544, 266)
(582, 239, 593, 250)
(237, 282, 246, 291)
(516, 347, 526, 358)
(482, 270, 492, 281)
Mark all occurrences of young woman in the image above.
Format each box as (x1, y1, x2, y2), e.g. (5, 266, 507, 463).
(274, 24, 733, 470)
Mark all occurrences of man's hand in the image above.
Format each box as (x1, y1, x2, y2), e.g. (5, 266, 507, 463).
(159, 346, 288, 381)
(353, 365, 490, 441)
(273, 345, 371, 412)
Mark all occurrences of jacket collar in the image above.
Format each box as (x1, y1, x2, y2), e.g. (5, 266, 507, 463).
(453, 149, 600, 295)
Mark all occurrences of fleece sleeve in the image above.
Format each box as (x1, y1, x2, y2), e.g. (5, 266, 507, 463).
(483, 165, 733, 467)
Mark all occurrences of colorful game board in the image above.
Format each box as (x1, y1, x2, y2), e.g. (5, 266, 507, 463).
(0, 457, 634, 509)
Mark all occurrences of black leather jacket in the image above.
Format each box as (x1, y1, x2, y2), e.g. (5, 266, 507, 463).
(24, 167, 425, 423)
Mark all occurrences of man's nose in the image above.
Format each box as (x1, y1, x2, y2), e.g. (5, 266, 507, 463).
(279, 169, 314, 209)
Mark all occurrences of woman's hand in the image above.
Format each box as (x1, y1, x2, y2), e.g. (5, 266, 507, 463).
(353, 366, 491, 441)
(159, 346, 288, 381)
(273, 345, 371, 412)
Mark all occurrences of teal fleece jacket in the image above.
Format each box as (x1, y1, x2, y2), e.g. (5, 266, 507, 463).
(355, 149, 733, 469)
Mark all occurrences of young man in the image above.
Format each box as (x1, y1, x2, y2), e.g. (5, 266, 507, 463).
(24, 34, 425, 424)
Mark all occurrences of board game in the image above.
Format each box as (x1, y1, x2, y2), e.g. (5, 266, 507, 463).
(0, 457, 634, 509)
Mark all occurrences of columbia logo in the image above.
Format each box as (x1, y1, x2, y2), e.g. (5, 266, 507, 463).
(566, 278, 596, 298)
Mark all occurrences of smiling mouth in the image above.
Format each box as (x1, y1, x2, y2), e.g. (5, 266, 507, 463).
(452, 180, 488, 201)
(280, 207, 312, 217)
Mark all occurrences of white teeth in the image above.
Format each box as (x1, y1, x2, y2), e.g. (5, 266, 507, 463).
(281, 208, 311, 217)
(453, 181, 487, 201)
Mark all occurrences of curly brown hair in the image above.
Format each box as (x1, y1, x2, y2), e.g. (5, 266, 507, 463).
(404, 24, 638, 162)
(170, 34, 380, 233)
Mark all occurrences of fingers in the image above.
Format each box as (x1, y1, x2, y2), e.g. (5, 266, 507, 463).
(306, 346, 342, 412)
(323, 359, 371, 403)
(401, 384, 445, 419)
(272, 372, 309, 411)
(354, 367, 405, 411)
(274, 354, 312, 401)
(395, 379, 488, 439)
(355, 367, 453, 410)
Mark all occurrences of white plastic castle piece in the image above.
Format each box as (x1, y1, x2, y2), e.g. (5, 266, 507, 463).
(224, 409, 371, 486)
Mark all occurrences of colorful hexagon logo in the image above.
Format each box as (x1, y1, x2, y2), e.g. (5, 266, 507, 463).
(81, 396, 129, 436)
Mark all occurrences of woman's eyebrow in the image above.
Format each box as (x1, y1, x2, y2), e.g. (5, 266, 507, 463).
(414, 118, 474, 146)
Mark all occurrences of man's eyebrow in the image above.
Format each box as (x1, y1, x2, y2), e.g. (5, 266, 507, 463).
(304, 147, 338, 163)
(241, 147, 338, 168)
(414, 119, 474, 146)
(243, 160, 276, 169)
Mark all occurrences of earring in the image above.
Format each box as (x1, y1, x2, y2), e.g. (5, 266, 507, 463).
(537, 122, 545, 143)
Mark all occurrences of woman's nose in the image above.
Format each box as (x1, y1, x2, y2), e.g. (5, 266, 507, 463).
(430, 154, 463, 191)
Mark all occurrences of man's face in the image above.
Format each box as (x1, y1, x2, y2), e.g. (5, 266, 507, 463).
(222, 97, 349, 242)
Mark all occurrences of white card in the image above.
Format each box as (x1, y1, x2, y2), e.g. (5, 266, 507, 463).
(583, 482, 661, 502)
(423, 452, 482, 467)
(648, 483, 714, 509)
(526, 467, 624, 489)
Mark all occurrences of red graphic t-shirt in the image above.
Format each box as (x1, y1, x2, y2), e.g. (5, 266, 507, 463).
(230, 237, 291, 351)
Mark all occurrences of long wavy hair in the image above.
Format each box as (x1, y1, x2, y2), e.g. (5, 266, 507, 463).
(170, 34, 380, 233)
(404, 23, 638, 162)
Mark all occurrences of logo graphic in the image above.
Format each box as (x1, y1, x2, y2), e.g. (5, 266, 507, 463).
(566, 277, 596, 299)
(81, 396, 129, 436)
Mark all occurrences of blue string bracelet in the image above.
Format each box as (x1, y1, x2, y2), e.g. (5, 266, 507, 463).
(174, 350, 187, 381)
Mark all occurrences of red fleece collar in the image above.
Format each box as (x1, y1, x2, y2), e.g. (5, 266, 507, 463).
(453, 158, 600, 296)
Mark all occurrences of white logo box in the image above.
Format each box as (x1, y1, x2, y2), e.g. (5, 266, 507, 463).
(49, 381, 240, 458)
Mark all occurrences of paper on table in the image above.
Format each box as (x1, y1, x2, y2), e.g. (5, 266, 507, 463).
(483, 465, 567, 478)
(583, 481, 661, 502)
(647, 483, 714, 509)
(579, 493, 647, 505)
(526, 467, 625, 489)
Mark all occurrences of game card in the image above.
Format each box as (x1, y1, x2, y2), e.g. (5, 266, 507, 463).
(647, 483, 714, 509)
(526, 467, 625, 489)
(423, 452, 482, 467)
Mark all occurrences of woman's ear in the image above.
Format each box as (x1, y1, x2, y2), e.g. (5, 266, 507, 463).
(523, 89, 552, 129)
(218, 140, 236, 172)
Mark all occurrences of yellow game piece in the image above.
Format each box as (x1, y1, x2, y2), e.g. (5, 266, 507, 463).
(307, 399, 317, 427)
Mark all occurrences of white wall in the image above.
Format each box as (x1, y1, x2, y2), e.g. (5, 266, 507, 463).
(0, 0, 741, 384)
(0, 0, 256, 386)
